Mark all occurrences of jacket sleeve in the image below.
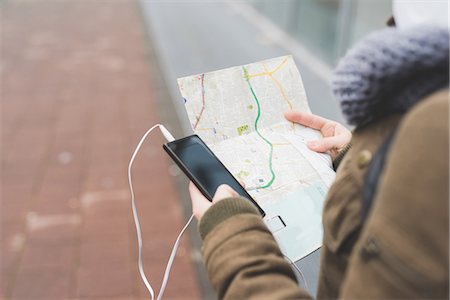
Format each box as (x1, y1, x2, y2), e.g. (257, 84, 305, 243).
(199, 198, 312, 299)
(339, 93, 449, 298)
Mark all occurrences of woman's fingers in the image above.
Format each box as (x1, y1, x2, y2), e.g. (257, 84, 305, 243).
(188, 182, 212, 220)
(284, 110, 328, 130)
(285, 110, 352, 159)
(307, 134, 348, 153)
(213, 184, 238, 203)
(237, 179, 246, 188)
(189, 182, 240, 220)
(189, 182, 206, 200)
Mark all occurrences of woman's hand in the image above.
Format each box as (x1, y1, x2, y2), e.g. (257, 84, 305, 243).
(189, 182, 239, 221)
(284, 110, 351, 160)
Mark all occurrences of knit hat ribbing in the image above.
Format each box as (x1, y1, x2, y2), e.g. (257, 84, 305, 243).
(333, 26, 449, 127)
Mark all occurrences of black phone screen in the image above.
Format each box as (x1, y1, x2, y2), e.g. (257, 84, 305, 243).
(164, 135, 265, 216)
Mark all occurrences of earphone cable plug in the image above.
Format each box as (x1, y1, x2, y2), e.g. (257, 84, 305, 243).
(159, 125, 175, 142)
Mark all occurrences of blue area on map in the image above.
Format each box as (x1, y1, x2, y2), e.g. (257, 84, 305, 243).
(263, 182, 328, 261)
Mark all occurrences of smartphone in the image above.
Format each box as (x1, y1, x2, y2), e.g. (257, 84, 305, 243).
(163, 134, 265, 217)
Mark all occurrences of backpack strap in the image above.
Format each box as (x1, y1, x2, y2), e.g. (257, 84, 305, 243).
(361, 127, 398, 220)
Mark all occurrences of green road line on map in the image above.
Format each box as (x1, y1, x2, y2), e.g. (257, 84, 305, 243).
(243, 67, 275, 189)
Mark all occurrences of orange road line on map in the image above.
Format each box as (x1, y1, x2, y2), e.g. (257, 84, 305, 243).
(247, 56, 289, 78)
(262, 62, 293, 110)
(260, 62, 295, 128)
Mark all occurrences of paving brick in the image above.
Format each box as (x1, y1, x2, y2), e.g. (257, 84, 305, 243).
(26, 222, 79, 247)
(81, 215, 130, 244)
(76, 261, 134, 299)
(1, 192, 31, 223)
(85, 164, 129, 191)
(19, 244, 75, 272)
(78, 239, 131, 269)
(11, 267, 72, 300)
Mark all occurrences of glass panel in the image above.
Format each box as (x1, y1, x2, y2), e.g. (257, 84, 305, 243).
(350, 0, 393, 45)
(291, 0, 341, 64)
(248, 0, 392, 65)
(251, 0, 302, 31)
(251, 0, 341, 65)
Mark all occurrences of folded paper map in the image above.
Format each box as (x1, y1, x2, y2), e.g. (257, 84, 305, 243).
(178, 55, 335, 261)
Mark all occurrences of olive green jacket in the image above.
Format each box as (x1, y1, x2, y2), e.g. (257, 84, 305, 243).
(198, 90, 449, 299)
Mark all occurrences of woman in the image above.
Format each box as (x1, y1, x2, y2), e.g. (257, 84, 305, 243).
(188, 1, 449, 298)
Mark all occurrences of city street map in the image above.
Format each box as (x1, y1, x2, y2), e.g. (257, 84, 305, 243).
(178, 55, 335, 261)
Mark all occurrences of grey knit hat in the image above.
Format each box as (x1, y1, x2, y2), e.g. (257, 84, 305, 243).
(333, 26, 449, 127)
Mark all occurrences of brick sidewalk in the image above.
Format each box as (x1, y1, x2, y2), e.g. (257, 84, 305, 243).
(1, 1, 200, 299)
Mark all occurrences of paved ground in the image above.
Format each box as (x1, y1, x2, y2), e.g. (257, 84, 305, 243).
(1, 0, 201, 299)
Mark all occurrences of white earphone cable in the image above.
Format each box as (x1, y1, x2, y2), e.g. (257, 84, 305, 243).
(157, 214, 194, 300)
(128, 124, 193, 300)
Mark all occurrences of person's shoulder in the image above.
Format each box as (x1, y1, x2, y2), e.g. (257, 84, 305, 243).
(388, 88, 449, 185)
(401, 89, 449, 132)
(392, 89, 449, 168)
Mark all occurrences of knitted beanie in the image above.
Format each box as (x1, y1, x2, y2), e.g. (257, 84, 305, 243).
(333, 26, 449, 127)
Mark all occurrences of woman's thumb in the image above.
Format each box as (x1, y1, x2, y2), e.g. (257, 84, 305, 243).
(307, 136, 342, 152)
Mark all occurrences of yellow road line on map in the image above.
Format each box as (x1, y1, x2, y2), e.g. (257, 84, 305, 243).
(247, 57, 289, 78)
(262, 62, 293, 110)
(247, 56, 294, 113)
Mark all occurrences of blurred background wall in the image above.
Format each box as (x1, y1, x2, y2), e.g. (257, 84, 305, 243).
(1, 1, 393, 299)
(250, 0, 392, 64)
